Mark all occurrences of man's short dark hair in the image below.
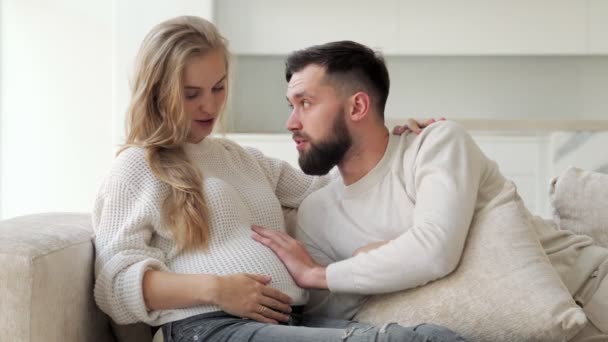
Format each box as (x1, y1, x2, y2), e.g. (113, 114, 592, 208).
(285, 41, 390, 120)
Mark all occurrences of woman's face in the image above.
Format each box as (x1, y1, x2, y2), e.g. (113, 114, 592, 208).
(183, 49, 227, 143)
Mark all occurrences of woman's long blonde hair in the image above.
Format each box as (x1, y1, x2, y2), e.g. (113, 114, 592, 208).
(120, 16, 230, 250)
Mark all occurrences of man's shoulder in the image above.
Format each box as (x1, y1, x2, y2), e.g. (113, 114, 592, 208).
(416, 120, 470, 145)
(399, 121, 473, 160)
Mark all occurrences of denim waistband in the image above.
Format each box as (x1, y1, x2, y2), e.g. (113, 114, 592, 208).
(174, 306, 303, 323)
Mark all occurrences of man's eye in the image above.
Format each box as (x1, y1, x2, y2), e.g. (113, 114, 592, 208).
(302, 100, 310, 108)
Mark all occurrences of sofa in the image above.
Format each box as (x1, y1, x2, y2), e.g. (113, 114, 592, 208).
(1, 167, 607, 342)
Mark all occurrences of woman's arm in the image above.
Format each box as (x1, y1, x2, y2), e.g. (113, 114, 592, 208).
(143, 270, 293, 324)
(142, 271, 219, 310)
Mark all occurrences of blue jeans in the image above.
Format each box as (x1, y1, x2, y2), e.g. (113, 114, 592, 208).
(162, 309, 467, 342)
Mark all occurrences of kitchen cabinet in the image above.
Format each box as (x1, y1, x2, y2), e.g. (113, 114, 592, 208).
(216, 0, 601, 55)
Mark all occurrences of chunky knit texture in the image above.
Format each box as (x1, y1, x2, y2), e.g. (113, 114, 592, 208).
(92, 137, 328, 326)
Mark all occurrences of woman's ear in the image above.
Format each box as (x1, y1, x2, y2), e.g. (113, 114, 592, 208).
(348, 91, 371, 123)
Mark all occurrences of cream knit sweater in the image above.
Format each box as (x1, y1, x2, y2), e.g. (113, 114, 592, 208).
(297, 121, 507, 318)
(92, 137, 328, 326)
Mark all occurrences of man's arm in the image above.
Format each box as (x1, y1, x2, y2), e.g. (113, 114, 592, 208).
(254, 122, 484, 294)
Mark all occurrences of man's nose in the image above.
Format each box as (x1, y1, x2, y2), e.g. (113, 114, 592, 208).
(286, 110, 302, 132)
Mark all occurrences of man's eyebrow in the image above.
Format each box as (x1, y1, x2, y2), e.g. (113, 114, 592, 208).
(288, 91, 314, 99)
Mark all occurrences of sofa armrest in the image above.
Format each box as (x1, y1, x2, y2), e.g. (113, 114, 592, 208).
(0, 213, 114, 342)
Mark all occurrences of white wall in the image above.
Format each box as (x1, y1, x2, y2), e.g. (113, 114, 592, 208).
(0, 0, 213, 219)
(226, 56, 608, 133)
(113, 0, 214, 145)
(0, 0, 114, 219)
(216, 0, 605, 55)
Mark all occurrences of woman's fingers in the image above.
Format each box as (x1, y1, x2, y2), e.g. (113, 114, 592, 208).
(248, 312, 279, 325)
(258, 304, 290, 322)
(262, 286, 293, 305)
(245, 273, 272, 284)
(260, 295, 292, 315)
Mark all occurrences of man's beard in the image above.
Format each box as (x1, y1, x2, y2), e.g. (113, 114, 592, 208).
(297, 112, 352, 175)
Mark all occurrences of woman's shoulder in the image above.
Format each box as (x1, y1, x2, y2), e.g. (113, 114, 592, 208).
(208, 137, 263, 161)
(210, 136, 247, 153)
(106, 146, 166, 193)
(111, 146, 150, 177)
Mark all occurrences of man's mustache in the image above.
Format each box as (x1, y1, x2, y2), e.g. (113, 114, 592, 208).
(292, 131, 312, 141)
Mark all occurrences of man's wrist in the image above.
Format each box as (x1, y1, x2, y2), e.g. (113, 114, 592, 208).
(303, 266, 328, 289)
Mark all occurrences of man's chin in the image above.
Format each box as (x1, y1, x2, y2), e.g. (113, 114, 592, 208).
(298, 159, 335, 176)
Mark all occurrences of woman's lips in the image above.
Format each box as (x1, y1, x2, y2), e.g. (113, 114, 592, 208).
(194, 118, 214, 128)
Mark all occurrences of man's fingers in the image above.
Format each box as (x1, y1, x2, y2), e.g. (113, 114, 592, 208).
(252, 232, 286, 251)
(252, 226, 291, 246)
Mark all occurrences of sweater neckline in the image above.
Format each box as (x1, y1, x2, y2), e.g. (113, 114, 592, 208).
(185, 137, 214, 156)
(342, 134, 398, 199)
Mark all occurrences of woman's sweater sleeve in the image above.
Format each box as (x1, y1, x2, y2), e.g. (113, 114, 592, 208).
(326, 122, 484, 294)
(92, 175, 170, 325)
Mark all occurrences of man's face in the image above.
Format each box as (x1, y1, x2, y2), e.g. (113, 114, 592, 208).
(286, 65, 352, 175)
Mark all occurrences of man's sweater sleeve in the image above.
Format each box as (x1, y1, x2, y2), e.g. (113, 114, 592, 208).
(326, 122, 483, 294)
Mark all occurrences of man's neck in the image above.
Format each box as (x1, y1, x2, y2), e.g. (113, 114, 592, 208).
(338, 126, 390, 186)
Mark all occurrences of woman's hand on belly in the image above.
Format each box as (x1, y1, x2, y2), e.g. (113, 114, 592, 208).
(213, 273, 293, 324)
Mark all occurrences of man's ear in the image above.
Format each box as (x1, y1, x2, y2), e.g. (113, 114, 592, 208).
(348, 91, 371, 123)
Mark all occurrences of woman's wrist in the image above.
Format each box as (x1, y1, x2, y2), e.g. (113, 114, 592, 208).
(194, 273, 222, 306)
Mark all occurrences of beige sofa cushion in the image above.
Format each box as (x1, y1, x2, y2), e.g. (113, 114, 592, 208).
(0, 213, 115, 342)
(355, 181, 586, 342)
(550, 167, 608, 248)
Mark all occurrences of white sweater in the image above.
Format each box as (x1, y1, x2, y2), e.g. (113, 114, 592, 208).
(92, 137, 328, 326)
(296, 121, 507, 318)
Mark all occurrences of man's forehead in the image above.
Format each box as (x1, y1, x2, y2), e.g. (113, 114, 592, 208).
(287, 64, 328, 94)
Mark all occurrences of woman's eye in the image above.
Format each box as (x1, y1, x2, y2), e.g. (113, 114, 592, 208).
(185, 92, 198, 100)
(212, 86, 225, 93)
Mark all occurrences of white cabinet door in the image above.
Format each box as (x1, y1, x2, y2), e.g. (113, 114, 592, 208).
(215, 0, 400, 55)
(589, 0, 608, 53)
(216, 0, 590, 55)
(397, 0, 587, 55)
(471, 133, 550, 216)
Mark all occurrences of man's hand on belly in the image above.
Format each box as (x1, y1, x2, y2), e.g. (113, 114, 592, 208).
(251, 225, 328, 290)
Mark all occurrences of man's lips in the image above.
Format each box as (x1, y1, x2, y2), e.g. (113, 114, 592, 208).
(293, 136, 308, 151)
